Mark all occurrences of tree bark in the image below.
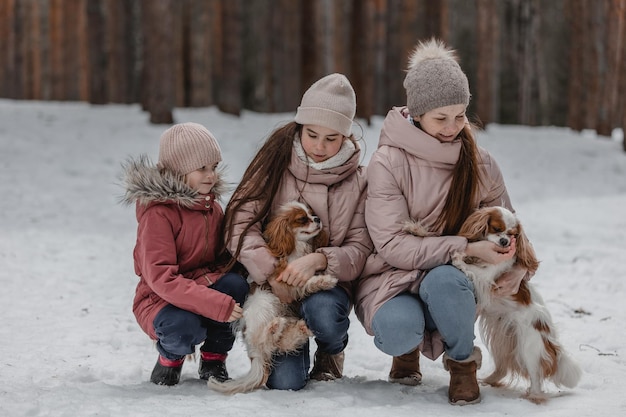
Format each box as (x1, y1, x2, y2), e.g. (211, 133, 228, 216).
(140, 0, 175, 124)
(350, 0, 375, 123)
(217, 0, 242, 116)
(86, 0, 106, 104)
(475, 0, 500, 125)
(585, 1, 602, 132)
(598, 0, 626, 136)
(105, 0, 136, 103)
(566, 0, 584, 131)
(186, 0, 214, 107)
(271, 0, 302, 112)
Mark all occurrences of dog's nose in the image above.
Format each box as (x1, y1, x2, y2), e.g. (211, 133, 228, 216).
(499, 237, 510, 247)
(313, 216, 321, 224)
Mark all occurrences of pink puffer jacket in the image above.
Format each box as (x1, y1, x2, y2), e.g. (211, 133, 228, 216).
(355, 107, 516, 359)
(227, 139, 373, 300)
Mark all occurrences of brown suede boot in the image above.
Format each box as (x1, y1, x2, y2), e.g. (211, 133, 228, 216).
(389, 348, 422, 386)
(310, 350, 344, 381)
(442, 347, 482, 405)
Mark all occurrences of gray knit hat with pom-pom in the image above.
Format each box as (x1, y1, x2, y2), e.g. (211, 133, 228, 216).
(403, 38, 470, 117)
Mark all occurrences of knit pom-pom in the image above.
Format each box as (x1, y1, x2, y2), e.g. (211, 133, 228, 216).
(407, 38, 460, 71)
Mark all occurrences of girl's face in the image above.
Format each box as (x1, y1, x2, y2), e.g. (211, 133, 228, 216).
(185, 162, 219, 195)
(415, 104, 468, 142)
(300, 124, 345, 163)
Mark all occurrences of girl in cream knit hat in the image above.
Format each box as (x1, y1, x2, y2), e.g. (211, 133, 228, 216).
(121, 122, 249, 386)
(354, 39, 532, 405)
(222, 73, 373, 390)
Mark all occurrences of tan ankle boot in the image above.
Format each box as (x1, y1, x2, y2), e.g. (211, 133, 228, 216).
(443, 347, 482, 405)
(389, 348, 422, 386)
(310, 350, 344, 381)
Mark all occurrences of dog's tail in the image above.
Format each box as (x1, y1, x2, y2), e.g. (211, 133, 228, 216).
(552, 352, 582, 388)
(207, 350, 268, 395)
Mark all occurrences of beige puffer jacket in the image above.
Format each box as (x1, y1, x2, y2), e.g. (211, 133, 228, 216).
(355, 107, 515, 359)
(227, 139, 373, 300)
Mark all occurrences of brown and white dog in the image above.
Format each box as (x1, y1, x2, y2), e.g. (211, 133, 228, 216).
(404, 206, 581, 403)
(208, 201, 337, 394)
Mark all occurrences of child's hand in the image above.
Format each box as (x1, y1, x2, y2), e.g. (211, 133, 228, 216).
(227, 303, 243, 322)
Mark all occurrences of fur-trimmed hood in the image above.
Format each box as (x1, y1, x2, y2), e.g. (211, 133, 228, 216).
(119, 154, 226, 208)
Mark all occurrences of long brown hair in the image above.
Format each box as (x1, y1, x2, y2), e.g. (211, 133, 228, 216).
(223, 122, 301, 267)
(432, 123, 483, 236)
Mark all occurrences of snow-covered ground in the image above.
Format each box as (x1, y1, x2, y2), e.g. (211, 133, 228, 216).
(1, 100, 625, 416)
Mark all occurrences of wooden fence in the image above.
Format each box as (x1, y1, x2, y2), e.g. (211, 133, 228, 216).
(1, 0, 625, 143)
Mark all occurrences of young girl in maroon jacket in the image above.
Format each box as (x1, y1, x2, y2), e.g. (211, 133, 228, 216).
(121, 122, 249, 386)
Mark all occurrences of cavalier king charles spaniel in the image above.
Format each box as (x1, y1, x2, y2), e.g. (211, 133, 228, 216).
(404, 206, 581, 403)
(208, 201, 337, 394)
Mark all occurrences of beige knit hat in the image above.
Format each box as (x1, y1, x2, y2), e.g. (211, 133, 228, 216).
(403, 38, 470, 117)
(157, 122, 222, 175)
(294, 73, 356, 137)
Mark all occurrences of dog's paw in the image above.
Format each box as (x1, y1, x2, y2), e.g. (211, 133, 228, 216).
(309, 274, 338, 291)
(301, 275, 338, 298)
(297, 319, 314, 337)
(274, 318, 311, 353)
(402, 219, 434, 237)
(524, 390, 548, 405)
(267, 317, 287, 340)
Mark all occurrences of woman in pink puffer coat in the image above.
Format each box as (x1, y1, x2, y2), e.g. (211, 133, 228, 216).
(224, 74, 373, 391)
(355, 39, 532, 405)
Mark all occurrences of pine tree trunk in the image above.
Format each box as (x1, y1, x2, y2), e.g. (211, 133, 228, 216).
(272, 0, 302, 112)
(28, 0, 44, 100)
(476, 0, 500, 125)
(517, 0, 539, 126)
(49, 0, 64, 100)
(86, 0, 106, 104)
(106, 0, 136, 103)
(598, 0, 626, 136)
(373, 0, 388, 115)
(64, 0, 84, 101)
(566, 0, 584, 131)
(186, 0, 214, 107)
(217, 0, 242, 116)
(350, 0, 375, 123)
(141, 0, 175, 124)
(14, 0, 26, 99)
(585, 2, 602, 132)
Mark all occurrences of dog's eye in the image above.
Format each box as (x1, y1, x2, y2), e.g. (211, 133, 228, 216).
(492, 227, 502, 233)
(295, 216, 309, 225)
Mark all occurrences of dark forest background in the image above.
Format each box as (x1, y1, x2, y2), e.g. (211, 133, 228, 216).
(1, 0, 625, 146)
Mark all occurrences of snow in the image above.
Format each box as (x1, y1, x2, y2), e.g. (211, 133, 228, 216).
(1, 99, 625, 417)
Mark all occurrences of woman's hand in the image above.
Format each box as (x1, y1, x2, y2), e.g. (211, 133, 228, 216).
(465, 237, 516, 264)
(227, 303, 243, 322)
(275, 252, 327, 287)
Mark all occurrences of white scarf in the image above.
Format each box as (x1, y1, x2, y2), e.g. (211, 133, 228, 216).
(293, 135, 356, 170)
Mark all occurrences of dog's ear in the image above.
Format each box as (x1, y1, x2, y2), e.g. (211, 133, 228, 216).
(514, 223, 540, 273)
(458, 209, 491, 241)
(312, 229, 329, 250)
(264, 215, 295, 258)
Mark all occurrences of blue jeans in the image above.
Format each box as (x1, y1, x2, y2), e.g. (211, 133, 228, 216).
(371, 265, 476, 361)
(153, 272, 249, 360)
(265, 286, 350, 390)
